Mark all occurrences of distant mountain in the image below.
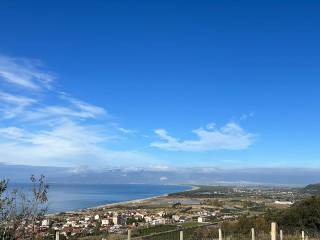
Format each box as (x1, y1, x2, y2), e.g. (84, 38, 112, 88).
(2, 163, 320, 186)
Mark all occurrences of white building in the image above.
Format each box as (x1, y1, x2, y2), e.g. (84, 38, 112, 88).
(66, 220, 77, 227)
(144, 216, 153, 223)
(113, 215, 119, 225)
(113, 214, 126, 225)
(152, 219, 161, 225)
(274, 201, 293, 205)
(172, 215, 180, 221)
(94, 214, 100, 220)
(41, 219, 50, 227)
(198, 216, 209, 223)
(157, 211, 165, 217)
(101, 219, 110, 225)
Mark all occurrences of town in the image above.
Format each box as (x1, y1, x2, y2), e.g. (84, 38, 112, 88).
(34, 185, 305, 239)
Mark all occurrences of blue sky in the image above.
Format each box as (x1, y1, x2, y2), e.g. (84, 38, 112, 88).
(0, 0, 320, 169)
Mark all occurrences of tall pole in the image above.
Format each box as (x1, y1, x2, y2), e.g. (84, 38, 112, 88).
(271, 222, 277, 240)
(128, 229, 131, 240)
(180, 230, 184, 240)
(219, 228, 223, 240)
(302, 231, 305, 240)
(251, 228, 255, 240)
(280, 229, 283, 240)
(55, 231, 59, 240)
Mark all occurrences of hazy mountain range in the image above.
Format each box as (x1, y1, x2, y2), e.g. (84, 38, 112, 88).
(1, 163, 320, 186)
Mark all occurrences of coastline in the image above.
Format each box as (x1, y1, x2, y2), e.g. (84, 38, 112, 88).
(55, 185, 199, 215)
(87, 185, 199, 210)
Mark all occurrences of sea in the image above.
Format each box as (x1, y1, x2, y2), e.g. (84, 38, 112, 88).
(9, 183, 191, 213)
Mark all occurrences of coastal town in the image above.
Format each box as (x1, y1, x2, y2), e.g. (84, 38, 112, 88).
(33, 185, 303, 239)
(1, 1, 320, 239)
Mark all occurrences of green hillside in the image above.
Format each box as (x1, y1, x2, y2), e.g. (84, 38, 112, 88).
(301, 183, 320, 194)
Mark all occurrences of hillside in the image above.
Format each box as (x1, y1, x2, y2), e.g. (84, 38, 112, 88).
(222, 196, 320, 234)
(301, 183, 320, 194)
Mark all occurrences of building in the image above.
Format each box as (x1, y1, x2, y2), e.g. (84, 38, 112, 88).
(113, 214, 126, 225)
(157, 211, 165, 217)
(198, 216, 209, 223)
(41, 219, 50, 227)
(144, 216, 153, 223)
(101, 219, 110, 226)
(172, 215, 180, 221)
(274, 200, 293, 205)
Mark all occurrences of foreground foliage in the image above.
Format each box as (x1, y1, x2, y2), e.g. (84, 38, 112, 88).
(0, 175, 49, 240)
(221, 196, 320, 235)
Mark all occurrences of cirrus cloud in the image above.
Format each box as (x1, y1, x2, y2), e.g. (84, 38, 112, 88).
(0, 55, 54, 90)
(0, 54, 149, 167)
(151, 122, 255, 152)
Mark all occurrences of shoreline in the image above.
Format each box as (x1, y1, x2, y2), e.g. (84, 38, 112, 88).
(87, 185, 199, 210)
(52, 185, 198, 216)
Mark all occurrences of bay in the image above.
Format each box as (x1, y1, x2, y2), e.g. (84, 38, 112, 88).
(9, 183, 191, 213)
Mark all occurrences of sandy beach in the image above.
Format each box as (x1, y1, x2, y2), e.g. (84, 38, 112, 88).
(60, 185, 199, 214)
(87, 185, 199, 210)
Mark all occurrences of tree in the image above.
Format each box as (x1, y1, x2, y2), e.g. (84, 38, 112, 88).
(0, 175, 49, 240)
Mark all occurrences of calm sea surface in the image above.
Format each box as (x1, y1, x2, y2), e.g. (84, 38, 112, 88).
(9, 183, 191, 213)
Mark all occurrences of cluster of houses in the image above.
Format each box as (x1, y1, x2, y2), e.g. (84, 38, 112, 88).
(40, 211, 131, 237)
(34, 204, 244, 239)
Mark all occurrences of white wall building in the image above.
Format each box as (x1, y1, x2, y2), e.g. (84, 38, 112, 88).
(41, 219, 50, 227)
(101, 219, 110, 225)
(274, 200, 293, 205)
(198, 216, 209, 223)
(172, 215, 180, 221)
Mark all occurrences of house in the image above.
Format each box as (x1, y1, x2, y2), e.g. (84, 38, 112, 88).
(101, 219, 110, 226)
(172, 215, 180, 221)
(113, 214, 126, 225)
(157, 211, 165, 217)
(152, 219, 161, 225)
(144, 216, 153, 223)
(198, 216, 209, 223)
(41, 219, 50, 227)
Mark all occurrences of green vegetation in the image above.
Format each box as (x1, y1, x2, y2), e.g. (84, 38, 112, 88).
(222, 215, 269, 234)
(267, 196, 320, 232)
(220, 196, 320, 235)
(302, 183, 320, 194)
(169, 186, 236, 198)
(178, 222, 207, 228)
(172, 202, 182, 208)
(126, 216, 145, 225)
(130, 223, 215, 240)
(201, 199, 224, 207)
(132, 224, 177, 237)
(0, 175, 49, 239)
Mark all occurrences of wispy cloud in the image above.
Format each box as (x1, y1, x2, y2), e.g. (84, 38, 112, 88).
(0, 56, 54, 90)
(0, 120, 154, 166)
(118, 127, 137, 134)
(0, 91, 37, 118)
(240, 112, 254, 121)
(60, 94, 107, 118)
(0, 54, 258, 168)
(0, 126, 26, 139)
(0, 54, 151, 167)
(151, 122, 255, 151)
